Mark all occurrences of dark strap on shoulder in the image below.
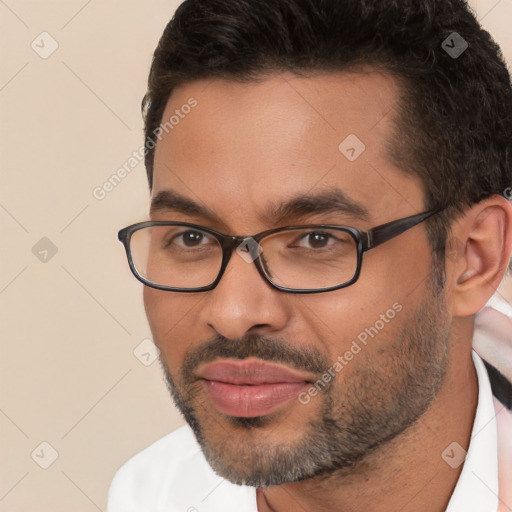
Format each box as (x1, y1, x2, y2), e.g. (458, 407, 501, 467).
(483, 359, 512, 409)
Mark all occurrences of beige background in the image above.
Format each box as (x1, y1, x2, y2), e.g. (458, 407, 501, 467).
(1, 1, 511, 511)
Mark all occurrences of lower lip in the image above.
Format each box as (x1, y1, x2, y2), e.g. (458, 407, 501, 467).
(203, 380, 308, 417)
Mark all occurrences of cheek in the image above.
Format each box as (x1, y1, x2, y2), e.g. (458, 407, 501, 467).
(143, 286, 165, 335)
(295, 285, 405, 360)
(143, 288, 197, 370)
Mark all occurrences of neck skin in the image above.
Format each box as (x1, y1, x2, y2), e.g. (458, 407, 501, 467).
(256, 320, 478, 512)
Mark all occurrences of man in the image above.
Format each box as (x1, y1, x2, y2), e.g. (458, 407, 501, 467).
(109, 1, 512, 510)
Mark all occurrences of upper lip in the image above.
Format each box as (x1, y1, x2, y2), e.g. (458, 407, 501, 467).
(197, 358, 314, 385)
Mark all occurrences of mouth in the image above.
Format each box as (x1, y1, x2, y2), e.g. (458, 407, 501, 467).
(197, 358, 314, 417)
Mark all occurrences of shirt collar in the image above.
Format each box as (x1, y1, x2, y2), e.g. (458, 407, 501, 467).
(445, 351, 499, 512)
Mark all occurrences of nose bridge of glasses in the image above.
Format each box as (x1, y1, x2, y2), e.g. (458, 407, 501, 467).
(217, 234, 254, 252)
(211, 234, 267, 290)
(229, 235, 263, 263)
(213, 234, 263, 274)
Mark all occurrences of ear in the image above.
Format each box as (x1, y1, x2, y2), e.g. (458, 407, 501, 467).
(449, 194, 512, 317)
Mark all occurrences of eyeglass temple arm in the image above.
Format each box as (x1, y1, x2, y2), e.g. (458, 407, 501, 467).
(363, 209, 442, 251)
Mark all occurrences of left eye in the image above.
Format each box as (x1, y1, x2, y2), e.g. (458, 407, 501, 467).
(297, 231, 333, 249)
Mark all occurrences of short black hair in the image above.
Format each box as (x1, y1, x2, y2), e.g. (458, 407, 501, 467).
(142, 0, 512, 262)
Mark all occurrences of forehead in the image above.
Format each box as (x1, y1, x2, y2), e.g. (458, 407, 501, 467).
(152, 71, 424, 226)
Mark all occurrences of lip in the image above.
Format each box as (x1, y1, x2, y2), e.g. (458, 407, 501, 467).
(197, 359, 313, 417)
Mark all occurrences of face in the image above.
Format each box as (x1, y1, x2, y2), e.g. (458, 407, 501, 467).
(144, 71, 450, 486)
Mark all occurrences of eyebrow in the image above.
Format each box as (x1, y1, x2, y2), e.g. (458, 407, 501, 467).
(151, 190, 213, 218)
(266, 188, 371, 225)
(150, 188, 370, 226)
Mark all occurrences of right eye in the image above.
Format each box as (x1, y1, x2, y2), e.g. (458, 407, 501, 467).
(166, 229, 213, 249)
(177, 230, 207, 247)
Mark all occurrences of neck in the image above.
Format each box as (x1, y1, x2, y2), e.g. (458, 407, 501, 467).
(257, 326, 478, 512)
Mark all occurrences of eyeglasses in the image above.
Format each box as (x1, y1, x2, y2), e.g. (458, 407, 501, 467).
(118, 209, 442, 294)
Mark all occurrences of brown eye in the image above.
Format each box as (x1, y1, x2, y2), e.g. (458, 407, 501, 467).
(181, 230, 205, 246)
(306, 232, 330, 249)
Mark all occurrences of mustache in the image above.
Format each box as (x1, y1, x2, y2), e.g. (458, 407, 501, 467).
(179, 333, 329, 384)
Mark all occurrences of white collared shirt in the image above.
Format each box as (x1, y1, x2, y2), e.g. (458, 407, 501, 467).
(108, 354, 500, 512)
(445, 351, 499, 512)
(108, 425, 258, 511)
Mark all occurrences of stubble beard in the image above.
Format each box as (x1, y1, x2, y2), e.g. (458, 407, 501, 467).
(159, 290, 450, 487)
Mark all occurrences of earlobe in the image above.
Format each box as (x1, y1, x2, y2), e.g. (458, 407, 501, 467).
(451, 196, 512, 317)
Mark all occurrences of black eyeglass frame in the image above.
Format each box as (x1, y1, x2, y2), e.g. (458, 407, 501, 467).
(118, 208, 442, 294)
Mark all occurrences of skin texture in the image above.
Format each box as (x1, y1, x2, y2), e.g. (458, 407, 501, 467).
(143, 71, 512, 512)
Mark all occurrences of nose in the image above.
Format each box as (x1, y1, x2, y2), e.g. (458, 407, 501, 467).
(199, 248, 290, 340)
